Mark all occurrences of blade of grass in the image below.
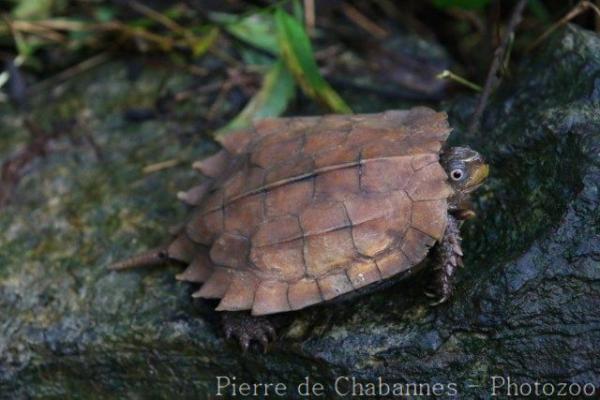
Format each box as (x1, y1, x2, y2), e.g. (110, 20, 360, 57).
(210, 12, 278, 54)
(436, 70, 482, 92)
(274, 8, 351, 113)
(190, 27, 219, 57)
(217, 60, 295, 135)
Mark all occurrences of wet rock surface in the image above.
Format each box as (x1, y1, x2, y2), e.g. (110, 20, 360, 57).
(0, 25, 599, 398)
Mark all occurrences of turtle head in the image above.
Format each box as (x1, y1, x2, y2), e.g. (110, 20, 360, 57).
(440, 146, 489, 217)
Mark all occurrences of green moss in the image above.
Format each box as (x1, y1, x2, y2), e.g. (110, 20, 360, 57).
(1, 27, 599, 398)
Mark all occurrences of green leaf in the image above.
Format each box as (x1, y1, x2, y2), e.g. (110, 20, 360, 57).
(190, 27, 219, 58)
(432, 0, 490, 10)
(210, 12, 278, 54)
(94, 6, 116, 23)
(217, 60, 295, 134)
(12, 0, 54, 19)
(274, 8, 352, 114)
(12, 30, 43, 67)
(291, 0, 304, 21)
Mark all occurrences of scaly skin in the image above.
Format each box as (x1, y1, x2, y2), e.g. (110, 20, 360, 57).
(426, 214, 464, 306)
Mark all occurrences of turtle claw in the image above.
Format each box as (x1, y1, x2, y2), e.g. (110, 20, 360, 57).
(265, 325, 277, 341)
(240, 335, 251, 353)
(429, 295, 450, 307)
(224, 328, 233, 340)
(258, 334, 269, 353)
(425, 287, 449, 305)
(222, 312, 277, 352)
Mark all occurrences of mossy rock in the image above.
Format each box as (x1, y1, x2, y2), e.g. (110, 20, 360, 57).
(0, 25, 599, 399)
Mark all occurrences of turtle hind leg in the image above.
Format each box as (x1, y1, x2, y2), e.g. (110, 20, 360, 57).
(426, 214, 463, 306)
(222, 312, 277, 353)
(108, 246, 169, 270)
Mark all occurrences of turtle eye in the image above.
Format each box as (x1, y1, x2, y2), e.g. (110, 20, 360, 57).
(450, 169, 464, 181)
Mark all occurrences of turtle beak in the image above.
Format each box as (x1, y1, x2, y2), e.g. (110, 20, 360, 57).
(474, 163, 489, 183)
(465, 163, 489, 193)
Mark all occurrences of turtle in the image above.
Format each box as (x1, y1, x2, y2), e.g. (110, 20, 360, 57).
(110, 106, 489, 351)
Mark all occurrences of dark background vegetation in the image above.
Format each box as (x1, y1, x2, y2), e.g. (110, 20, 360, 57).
(0, 0, 598, 137)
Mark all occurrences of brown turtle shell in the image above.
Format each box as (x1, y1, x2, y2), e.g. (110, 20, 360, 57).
(170, 107, 452, 315)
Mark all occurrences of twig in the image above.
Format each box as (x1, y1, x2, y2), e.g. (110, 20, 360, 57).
(341, 3, 388, 39)
(468, 0, 528, 134)
(304, 0, 315, 35)
(527, 1, 600, 52)
(3, 18, 176, 50)
(128, 1, 187, 35)
(127, 0, 203, 51)
(27, 51, 112, 95)
(143, 159, 181, 174)
(8, 20, 68, 43)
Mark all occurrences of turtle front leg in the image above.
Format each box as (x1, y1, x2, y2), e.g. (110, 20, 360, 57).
(426, 214, 463, 306)
(222, 312, 277, 352)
